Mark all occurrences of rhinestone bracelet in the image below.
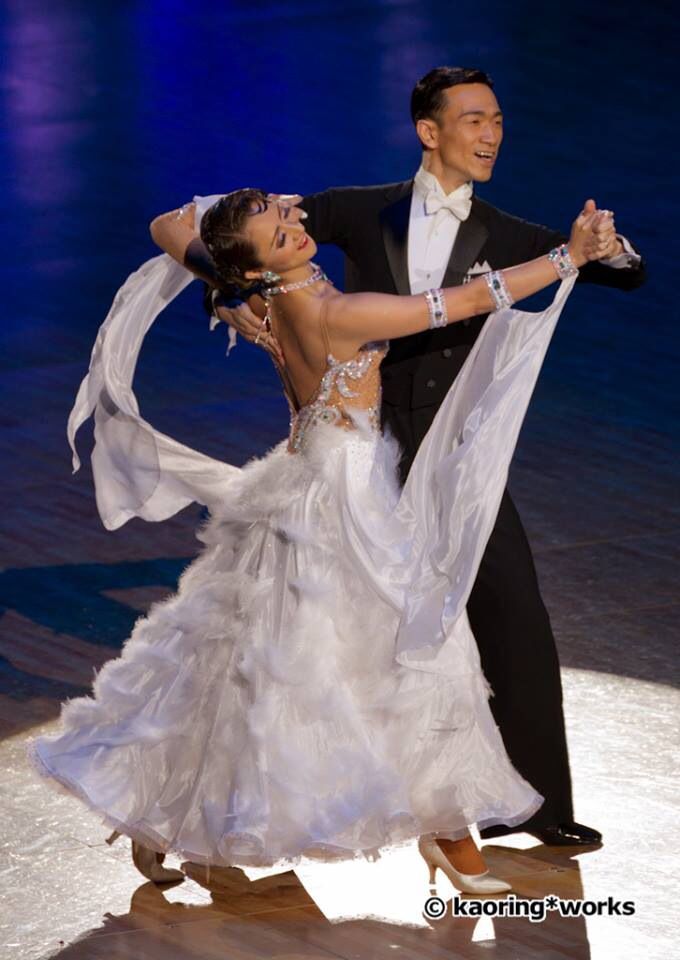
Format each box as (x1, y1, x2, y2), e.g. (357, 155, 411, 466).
(484, 270, 515, 310)
(547, 244, 579, 279)
(424, 288, 448, 328)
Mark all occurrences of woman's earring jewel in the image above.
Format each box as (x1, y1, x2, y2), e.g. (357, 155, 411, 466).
(262, 271, 281, 284)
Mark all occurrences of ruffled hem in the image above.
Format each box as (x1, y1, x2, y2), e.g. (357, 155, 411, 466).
(28, 737, 543, 870)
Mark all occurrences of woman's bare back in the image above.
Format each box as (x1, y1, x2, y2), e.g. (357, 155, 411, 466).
(265, 291, 388, 453)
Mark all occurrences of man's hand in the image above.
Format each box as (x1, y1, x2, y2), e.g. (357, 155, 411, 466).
(214, 296, 285, 367)
(266, 193, 304, 208)
(582, 198, 623, 260)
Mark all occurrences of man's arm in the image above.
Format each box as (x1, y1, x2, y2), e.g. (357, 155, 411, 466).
(299, 186, 355, 249)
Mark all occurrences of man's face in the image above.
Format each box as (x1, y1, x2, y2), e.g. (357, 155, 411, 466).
(420, 83, 504, 182)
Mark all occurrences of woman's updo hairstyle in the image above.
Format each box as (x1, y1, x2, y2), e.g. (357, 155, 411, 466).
(200, 188, 268, 294)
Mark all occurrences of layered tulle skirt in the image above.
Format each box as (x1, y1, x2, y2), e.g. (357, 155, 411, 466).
(30, 424, 542, 869)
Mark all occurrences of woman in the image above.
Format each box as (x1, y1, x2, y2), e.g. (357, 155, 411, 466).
(30, 189, 606, 897)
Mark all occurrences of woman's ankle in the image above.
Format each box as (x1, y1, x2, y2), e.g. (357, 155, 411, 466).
(436, 835, 487, 875)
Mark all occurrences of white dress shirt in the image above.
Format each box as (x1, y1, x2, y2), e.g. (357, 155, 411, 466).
(406, 164, 640, 296)
(408, 166, 470, 295)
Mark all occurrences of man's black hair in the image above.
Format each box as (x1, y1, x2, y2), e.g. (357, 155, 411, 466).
(410, 67, 494, 125)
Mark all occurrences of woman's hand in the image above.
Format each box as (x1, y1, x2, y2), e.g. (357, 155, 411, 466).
(567, 199, 619, 266)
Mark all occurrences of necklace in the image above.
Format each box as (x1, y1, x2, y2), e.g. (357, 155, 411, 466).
(265, 263, 328, 298)
(256, 264, 329, 344)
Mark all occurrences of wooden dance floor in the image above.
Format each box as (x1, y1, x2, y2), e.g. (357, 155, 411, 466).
(0, 1, 677, 958)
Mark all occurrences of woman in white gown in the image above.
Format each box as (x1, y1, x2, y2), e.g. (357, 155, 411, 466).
(30, 189, 607, 895)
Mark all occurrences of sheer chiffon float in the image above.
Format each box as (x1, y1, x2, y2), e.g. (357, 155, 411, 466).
(30, 195, 576, 871)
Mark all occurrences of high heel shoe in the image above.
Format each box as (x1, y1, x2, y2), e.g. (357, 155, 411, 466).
(131, 840, 185, 883)
(418, 837, 511, 895)
(106, 830, 184, 884)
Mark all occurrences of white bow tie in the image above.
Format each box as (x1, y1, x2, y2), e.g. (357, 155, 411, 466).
(424, 184, 472, 221)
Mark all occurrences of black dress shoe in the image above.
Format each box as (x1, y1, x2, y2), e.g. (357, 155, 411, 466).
(533, 822, 602, 846)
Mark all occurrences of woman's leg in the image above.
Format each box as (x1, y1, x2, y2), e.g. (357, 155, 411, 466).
(418, 831, 512, 894)
(435, 832, 487, 874)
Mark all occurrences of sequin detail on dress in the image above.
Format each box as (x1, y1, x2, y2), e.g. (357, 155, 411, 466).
(288, 342, 388, 453)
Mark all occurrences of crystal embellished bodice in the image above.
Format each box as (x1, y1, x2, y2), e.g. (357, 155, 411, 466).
(287, 341, 389, 454)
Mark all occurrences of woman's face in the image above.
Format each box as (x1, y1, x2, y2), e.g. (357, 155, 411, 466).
(243, 194, 316, 279)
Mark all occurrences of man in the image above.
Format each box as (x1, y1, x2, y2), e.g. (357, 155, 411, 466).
(211, 67, 645, 845)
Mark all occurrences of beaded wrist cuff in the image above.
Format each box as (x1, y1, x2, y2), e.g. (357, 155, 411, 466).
(548, 244, 579, 279)
(484, 270, 515, 310)
(424, 288, 448, 328)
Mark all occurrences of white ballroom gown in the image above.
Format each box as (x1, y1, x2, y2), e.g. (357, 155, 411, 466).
(29, 196, 577, 871)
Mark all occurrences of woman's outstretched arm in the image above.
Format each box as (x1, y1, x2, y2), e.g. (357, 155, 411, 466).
(328, 208, 606, 350)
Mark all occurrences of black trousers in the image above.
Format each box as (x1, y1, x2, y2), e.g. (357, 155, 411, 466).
(383, 399, 574, 833)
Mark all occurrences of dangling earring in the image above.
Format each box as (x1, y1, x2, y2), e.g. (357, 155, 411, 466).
(255, 272, 281, 345)
(256, 287, 275, 346)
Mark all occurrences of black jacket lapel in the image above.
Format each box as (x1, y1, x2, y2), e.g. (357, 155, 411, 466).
(380, 181, 413, 296)
(441, 201, 490, 287)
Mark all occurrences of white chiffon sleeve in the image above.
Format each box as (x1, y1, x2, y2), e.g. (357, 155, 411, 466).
(391, 276, 578, 670)
(67, 195, 241, 530)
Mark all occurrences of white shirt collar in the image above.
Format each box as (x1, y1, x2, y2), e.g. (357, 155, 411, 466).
(413, 164, 474, 202)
